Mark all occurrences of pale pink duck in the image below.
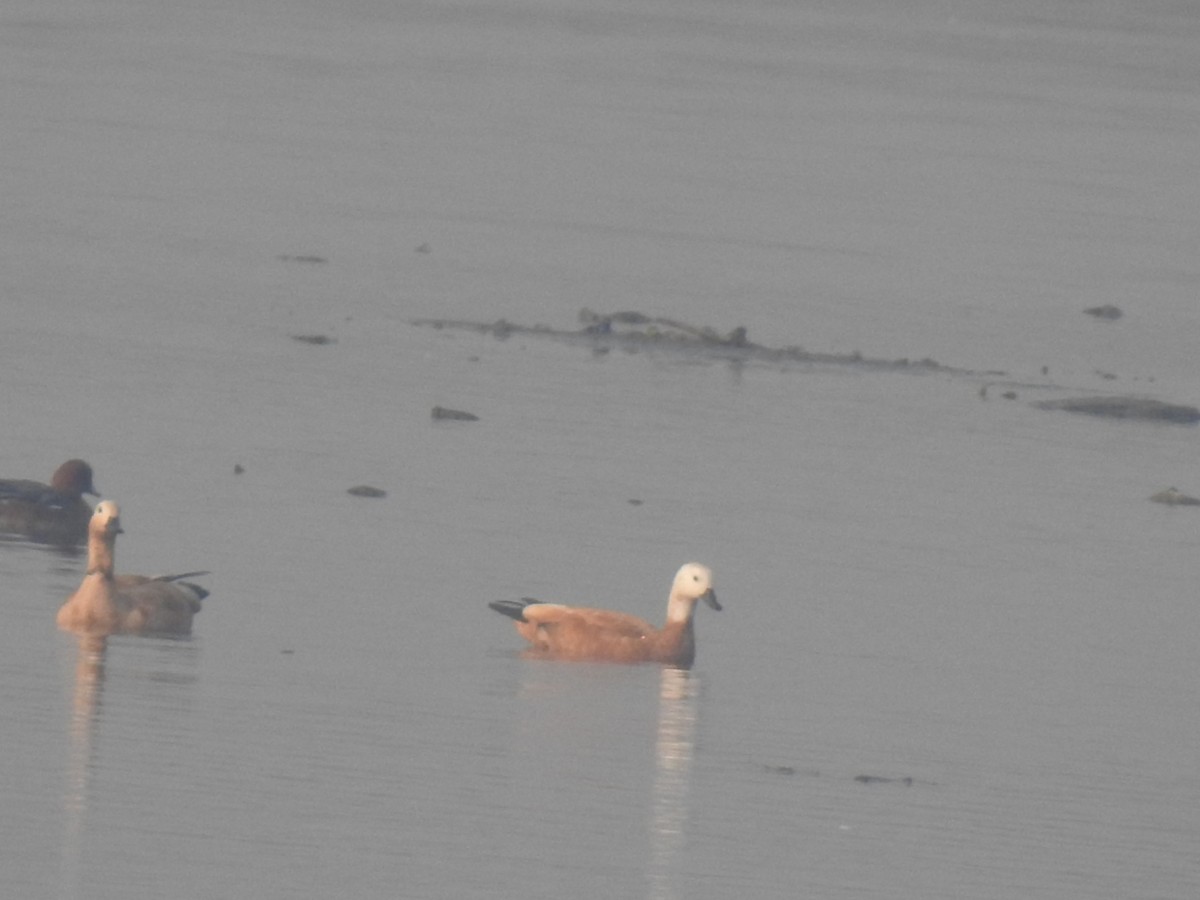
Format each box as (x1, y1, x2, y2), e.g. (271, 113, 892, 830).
(489, 562, 721, 668)
(0, 459, 98, 546)
(56, 501, 208, 637)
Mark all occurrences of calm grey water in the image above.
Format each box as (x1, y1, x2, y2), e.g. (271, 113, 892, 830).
(3, 1, 1199, 897)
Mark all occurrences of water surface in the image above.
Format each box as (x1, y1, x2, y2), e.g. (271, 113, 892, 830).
(2, 1, 1199, 898)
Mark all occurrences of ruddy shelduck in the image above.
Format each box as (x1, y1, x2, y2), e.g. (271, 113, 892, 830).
(489, 562, 721, 668)
(0, 459, 98, 545)
(56, 500, 208, 637)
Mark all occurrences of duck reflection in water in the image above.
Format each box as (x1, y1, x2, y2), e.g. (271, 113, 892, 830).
(650, 667, 700, 900)
(61, 632, 107, 895)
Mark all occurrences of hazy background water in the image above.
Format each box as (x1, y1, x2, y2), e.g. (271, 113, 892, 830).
(3, 1, 1200, 898)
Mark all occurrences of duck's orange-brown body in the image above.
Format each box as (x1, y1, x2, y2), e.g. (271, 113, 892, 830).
(0, 459, 98, 546)
(56, 501, 207, 637)
(490, 563, 720, 668)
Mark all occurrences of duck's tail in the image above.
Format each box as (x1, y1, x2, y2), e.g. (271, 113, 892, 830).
(155, 572, 210, 603)
(487, 598, 539, 622)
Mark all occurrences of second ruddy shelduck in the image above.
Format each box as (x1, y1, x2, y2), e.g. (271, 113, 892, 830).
(56, 500, 208, 637)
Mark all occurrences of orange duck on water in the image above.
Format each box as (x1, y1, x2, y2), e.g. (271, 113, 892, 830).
(489, 562, 721, 668)
(0, 459, 98, 546)
(56, 501, 208, 637)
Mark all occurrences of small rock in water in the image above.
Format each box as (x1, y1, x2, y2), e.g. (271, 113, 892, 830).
(347, 485, 387, 499)
(432, 406, 479, 421)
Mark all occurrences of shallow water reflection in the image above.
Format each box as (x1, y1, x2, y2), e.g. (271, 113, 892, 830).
(62, 634, 107, 900)
(649, 667, 698, 900)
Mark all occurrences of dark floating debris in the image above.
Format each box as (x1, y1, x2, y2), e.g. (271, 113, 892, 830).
(412, 309, 1200, 430)
(758, 763, 821, 777)
(233, 464, 245, 475)
(415, 243, 432, 254)
(1083, 304, 1122, 320)
(854, 775, 915, 786)
(292, 334, 336, 346)
(627, 499, 644, 506)
(1149, 487, 1200, 507)
(277, 254, 328, 264)
(1034, 396, 1200, 424)
(347, 485, 387, 499)
(432, 406, 479, 422)
(580, 308, 757, 349)
(411, 309, 982, 376)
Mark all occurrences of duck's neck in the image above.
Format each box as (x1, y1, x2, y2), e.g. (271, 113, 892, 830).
(86, 532, 115, 577)
(659, 594, 699, 666)
(656, 618, 697, 668)
(665, 594, 696, 626)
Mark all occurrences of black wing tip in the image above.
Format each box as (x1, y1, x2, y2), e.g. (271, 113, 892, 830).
(182, 584, 210, 602)
(155, 572, 210, 602)
(488, 599, 533, 621)
(153, 571, 210, 583)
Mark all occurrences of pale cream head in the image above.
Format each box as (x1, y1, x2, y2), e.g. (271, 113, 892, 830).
(666, 562, 721, 622)
(90, 500, 123, 538)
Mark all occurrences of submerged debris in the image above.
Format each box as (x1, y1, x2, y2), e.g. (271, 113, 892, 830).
(432, 406, 479, 422)
(412, 309, 975, 375)
(1149, 488, 1200, 507)
(578, 308, 750, 346)
(347, 485, 387, 498)
(1034, 396, 1200, 424)
(413, 310, 1200, 429)
(277, 254, 328, 264)
(979, 383, 1024, 401)
(1083, 304, 1123, 320)
(292, 334, 336, 346)
(855, 775, 916, 786)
